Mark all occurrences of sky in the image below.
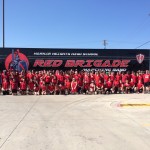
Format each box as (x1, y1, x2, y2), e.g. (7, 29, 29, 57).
(0, 0, 150, 49)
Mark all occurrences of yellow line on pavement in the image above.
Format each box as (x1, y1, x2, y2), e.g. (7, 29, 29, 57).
(120, 104, 150, 107)
(143, 124, 150, 127)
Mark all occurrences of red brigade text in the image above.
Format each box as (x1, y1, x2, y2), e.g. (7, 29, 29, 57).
(33, 59, 131, 68)
(33, 60, 63, 67)
(65, 60, 130, 67)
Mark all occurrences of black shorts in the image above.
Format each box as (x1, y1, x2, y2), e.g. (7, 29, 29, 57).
(28, 89, 33, 92)
(21, 89, 26, 92)
(144, 82, 149, 87)
(3, 90, 9, 95)
(45, 83, 49, 86)
(114, 87, 119, 93)
(12, 89, 17, 94)
(138, 89, 143, 93)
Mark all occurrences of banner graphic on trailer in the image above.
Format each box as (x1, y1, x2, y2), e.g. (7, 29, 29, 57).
(0, 48, 149, 72)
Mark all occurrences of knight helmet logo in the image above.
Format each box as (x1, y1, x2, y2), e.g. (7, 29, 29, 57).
(136, 54, 145, 64)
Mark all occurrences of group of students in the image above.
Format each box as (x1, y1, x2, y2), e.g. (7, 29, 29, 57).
(0, 69, 150, 95)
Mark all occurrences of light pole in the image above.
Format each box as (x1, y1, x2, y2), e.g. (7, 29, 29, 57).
(2, 0, 5, 48)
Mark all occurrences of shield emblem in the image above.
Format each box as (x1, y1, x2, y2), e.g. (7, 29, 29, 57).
(136, 54, 144, 64)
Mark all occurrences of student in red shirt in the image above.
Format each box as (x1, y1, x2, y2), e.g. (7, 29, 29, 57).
(115, 72, 122, 82)
(45, 72, 51, 86)
(2, 70, 9, 82)
(88, 81, 96, 95)
(2, 78, 9, 95)
(109, 72, 115, 82)
(83, 80, 89, 94)
(71, 78, 78, 94)
(39, 77, 44, 95)
(89, 72, 95, 82)
(73, 71, 79, 82)
(94, 71, 100, 84)
(20, 78, 27, 95)
(59, 83, 65, 95)
(54, 84, 60, 95)
(47, 83, 55, 95)
(77, 78, 83, 94)
(131, 71, 137, 84)
(83, 72, 90, 84)
(121, 72, 127, 84)
(57, 71, 64, 85)
(41, 82, 47, 95)
(10, 79, 18, 95)
(34, 84, 39, 95)
(143, 70, 150, 93)
(0, 73, 1, 94)
(95, 80, 104, 94)
(103, 72, 109, 83)
(28, 79, 34, 95)
(113, 78, 120, 94)
(123, 80, 130, 94)
(136, 80, 144, 93)
(104, 78, 113, 94)
(51, 75, 57, 85)
(27, 71, 34, 82)
(129, 78, 136, 93)
(64, 78, 71, 95)
(136, 72, 143, 83)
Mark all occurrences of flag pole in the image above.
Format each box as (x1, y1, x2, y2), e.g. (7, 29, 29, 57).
(2, 0, 5, 48)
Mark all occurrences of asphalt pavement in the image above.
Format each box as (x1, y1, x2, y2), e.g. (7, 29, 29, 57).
(0, 94, 150, 150)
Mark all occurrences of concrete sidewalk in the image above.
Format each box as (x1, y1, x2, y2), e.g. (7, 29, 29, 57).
(0, 94, 150, 150)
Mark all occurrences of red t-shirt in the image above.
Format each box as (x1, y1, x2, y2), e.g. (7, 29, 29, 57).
(143, 74, 150, 83)
(95, 74, 100, 84)
(83, 75, 90, 83)
(28, 81, 34, 90)
(104, 74, 109, 82)
(131, 74, 137, 84)
(65, 80, 71, 89)
(109, 74, 115, 82)
(113, 80, 120, 87)
(89, 84, 95, 91)
(78, 79, 83, 87)
(52, 78, 57, 85)
(106, 81, 112, 88)
(41, 85, 47, 91)
(137, 83, 143, 89)
(96, 82, 103, 88)
(137, 75, 143, 82)
(2, 73, 8, 81)
(45, 75, 51, 83)
(27, 73, 34, 80)
(2, 81, 9, 90)
(20, 81, 27, 90)
(130, 81, 135, 87)
(121, 74, 127, 83)
(71, 81, 77, 89)
(11, 82, 18, 90)
(64, 74, 70, 80)
(90, 74, 95, 81)
(57, 74, 64, 83)
(115, 74, 121, 81)
(48, 85, 55, 92)
(73, 74, 79, 82)
(83, 83, 89, 90)
(39, 81, 43, 88)
(124, 83, 130, 88)
(34, 86, 39, 92)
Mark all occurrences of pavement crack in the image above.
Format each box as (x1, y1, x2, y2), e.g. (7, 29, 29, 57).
(0, 96, 40, 149)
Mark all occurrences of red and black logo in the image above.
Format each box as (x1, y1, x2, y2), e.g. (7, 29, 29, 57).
(5, 49, 29, 72)
(136, 54, 144, 64)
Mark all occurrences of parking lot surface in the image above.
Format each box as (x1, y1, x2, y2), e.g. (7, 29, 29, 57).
(0, 94, 150, 150)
